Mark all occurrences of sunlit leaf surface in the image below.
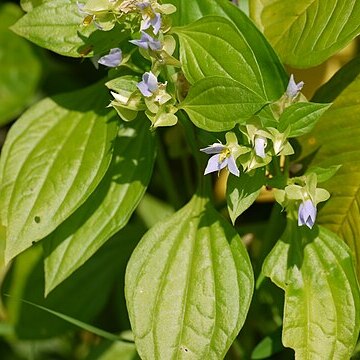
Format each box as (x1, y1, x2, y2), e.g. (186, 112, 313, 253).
(300, 74, 360, 276)
(43, 119, 155, 294)
(263, 223, 360, 359)
(250, 0, 360, 67)
(0, 82, 118, 262)
(126, 195, 254, 359)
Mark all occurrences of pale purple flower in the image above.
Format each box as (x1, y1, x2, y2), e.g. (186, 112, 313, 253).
(137, 71, 158, 96)
(201, 143, 239, 177)
(129, 31, 162, 51)
(138, 2, 162, 34)
(254, 136, 267, 158)
(98, 48, 122, 67)
(76, 1, 87, 15)
(298, 199, 317, 229)
(286, 74, 304, 98)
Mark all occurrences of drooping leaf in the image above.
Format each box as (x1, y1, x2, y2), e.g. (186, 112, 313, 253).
(0, 82, 118, 263)
(250, 0, 360, 67)
(227, 167, 266, 224)
(263, 222, 360, 359)
(180, 76, 266, 132)
(11, 0, 129, 58)
(125, 195, 254, 359)
(4, 228, 135, 339)
(169, 0, 287, 100)
(278, 102, 331, 138)
(43, 119, 155, 295)
(0, 3, 42, 126)
(299, 74, 360, 276)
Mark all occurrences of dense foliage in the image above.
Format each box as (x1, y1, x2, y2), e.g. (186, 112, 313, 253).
(1, 0, 360, 359)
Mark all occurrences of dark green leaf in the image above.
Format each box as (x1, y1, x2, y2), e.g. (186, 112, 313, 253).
(43, 119, 155, 295)
(0, 82, 118, 262)
(125, 195, 254, 359)
(5, 230, 134, 339)
(312, 55, 360, 103)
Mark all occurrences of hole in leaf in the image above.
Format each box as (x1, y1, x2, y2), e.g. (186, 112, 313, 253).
(34, 216, 41, 223)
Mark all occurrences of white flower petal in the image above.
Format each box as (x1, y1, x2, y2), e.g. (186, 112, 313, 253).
(227, 155, 239, 177)
(204, 154, 224, 175)
(200, 143, 225, 154)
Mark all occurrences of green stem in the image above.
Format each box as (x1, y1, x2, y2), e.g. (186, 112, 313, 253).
(156, 135, 183, 209)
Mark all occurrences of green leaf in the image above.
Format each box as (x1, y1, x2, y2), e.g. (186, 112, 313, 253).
(312, 55, 360, 103)
(180, 76, 266, 132)
(278, 102, 331, 138)
(250, 0, 360, 67)
(4, 230, 134, 339)
(135, 193, 174, 229)
(43, 119, 155, 295)
(0, 82, 118, 263)
(226, 167, 266, 224)
(251, 328, 283, 359)
(299, 74, 360, 277)
(175, 16, 264, 96)
(20, 0, 50, 12)
(0, 3, 42, 126)
(263, 222, 360, 359)
(85, 340, 139, 360)
(11, 0, 129, 58)
(168, 0, 287, 100)
(306, 165, 342, 183)
(125, 195, 254, 359)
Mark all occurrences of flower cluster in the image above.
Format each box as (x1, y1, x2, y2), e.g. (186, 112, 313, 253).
(200, 74, 332, 230)
(274, 172, 330, 229)
(78, 0, 180, 127)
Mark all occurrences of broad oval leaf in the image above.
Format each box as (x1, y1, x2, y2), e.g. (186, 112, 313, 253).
(174, 16, 264, 96)
(226, 167, 266, 224)
(43, 119, 155, 295)
(278, 102, 331, 138)
(263, 222, 360, 359)
(169, 0, 287, 100)
(299, 74, 360, 277)
(125, 195, 254, 359)
(0, 82, 118, 262)
(180, 76, 266, 132)
(0, 3, 42, 126)
(250, 0, 360, 67)
(11, 0, 128, 57)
